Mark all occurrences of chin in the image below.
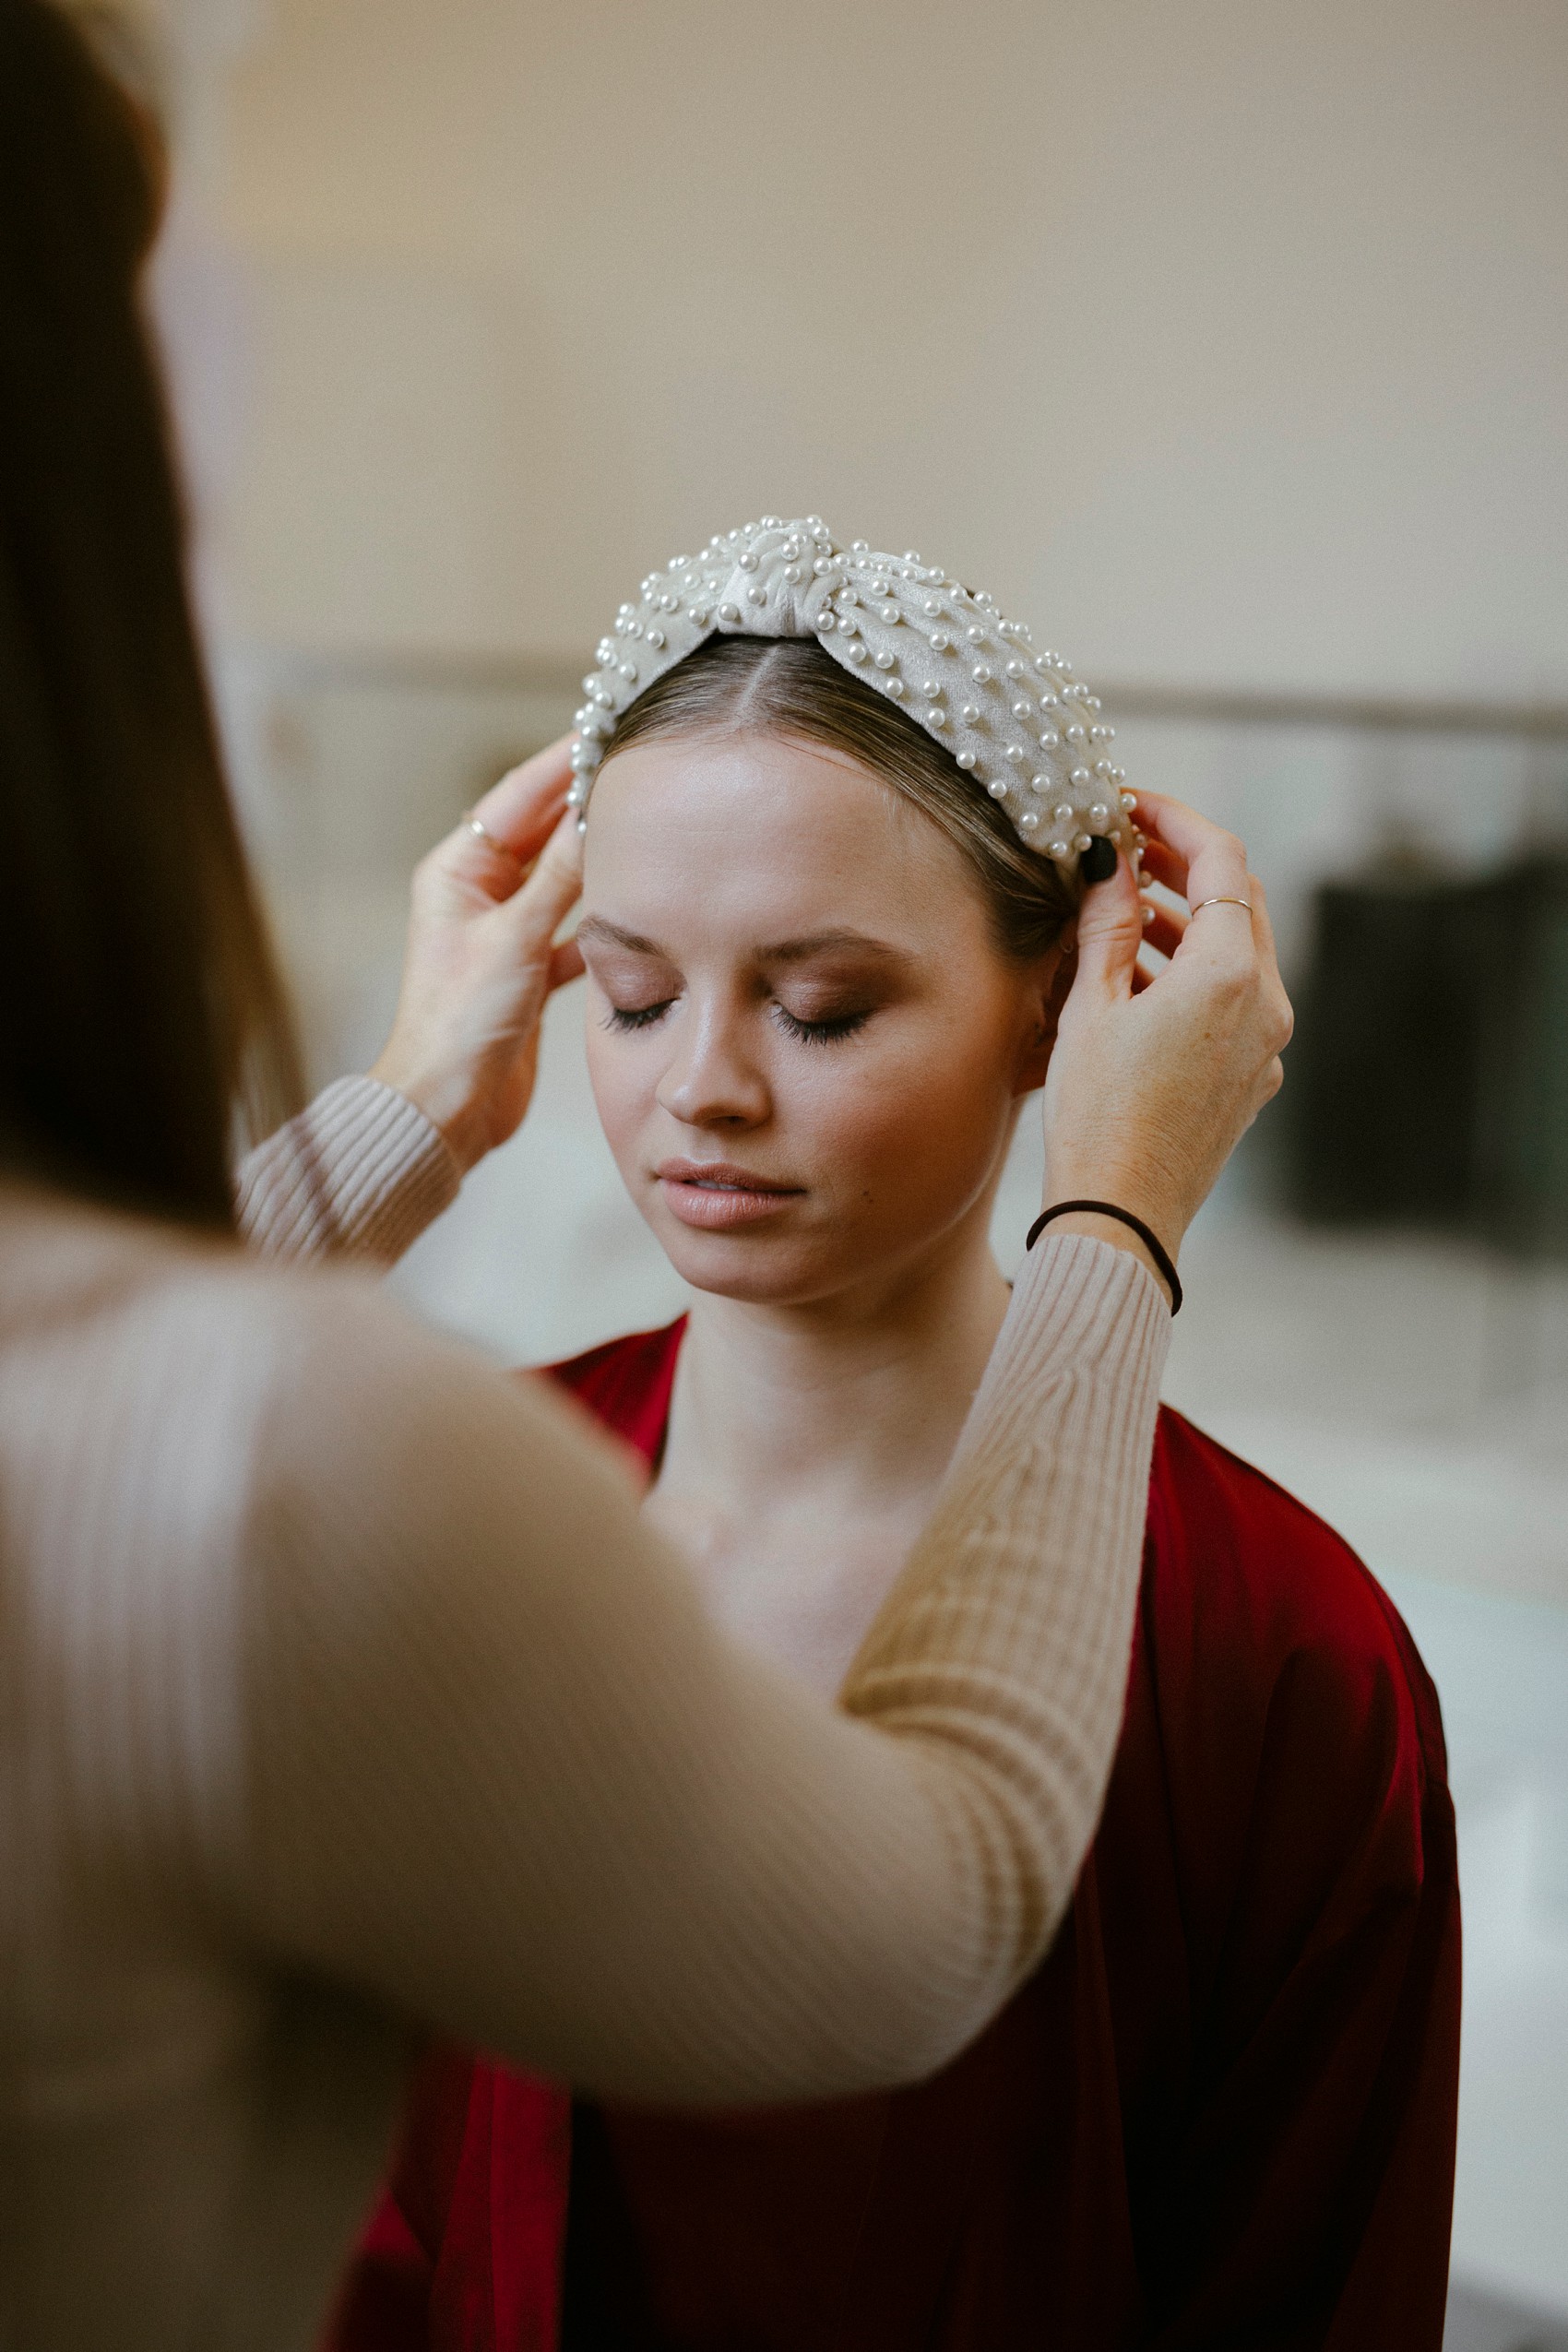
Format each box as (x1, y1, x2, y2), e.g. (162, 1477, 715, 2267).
(648, 1217, 861, 1309)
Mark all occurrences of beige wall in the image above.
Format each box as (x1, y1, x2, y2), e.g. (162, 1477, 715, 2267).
(196, 0, 1567, 701)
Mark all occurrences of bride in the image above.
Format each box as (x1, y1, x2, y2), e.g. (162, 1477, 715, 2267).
(331, 525, 1460, 2352)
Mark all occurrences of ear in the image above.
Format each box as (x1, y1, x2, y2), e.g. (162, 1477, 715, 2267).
(1011, 941, 1074, 1097)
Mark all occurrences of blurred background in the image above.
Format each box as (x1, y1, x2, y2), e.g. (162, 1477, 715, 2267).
(100, 2, 1568, 2339)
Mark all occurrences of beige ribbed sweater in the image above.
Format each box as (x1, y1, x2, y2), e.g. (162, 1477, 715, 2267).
(0, 1078, 1168, 2351)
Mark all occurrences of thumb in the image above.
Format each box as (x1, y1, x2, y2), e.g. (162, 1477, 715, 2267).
(1071, 845, 1143, 1002)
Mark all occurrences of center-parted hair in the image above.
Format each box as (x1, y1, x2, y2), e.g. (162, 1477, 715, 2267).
(601, 636, 1077, 964)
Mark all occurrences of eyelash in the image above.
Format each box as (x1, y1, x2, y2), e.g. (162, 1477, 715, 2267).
(600, 1002, 871, 1046)
(602, 1003, 672, 1033)
(772, 1006, 871, 1046)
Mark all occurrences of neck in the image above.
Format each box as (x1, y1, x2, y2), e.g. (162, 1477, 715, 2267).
(662, 1202, 1011, 1515)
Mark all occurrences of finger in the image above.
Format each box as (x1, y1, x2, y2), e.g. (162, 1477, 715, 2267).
(469, 734, 577, 856)
(1133, 836, 1187, 898)
(547, 936, 586, 992)
(1139, 901, 1187, 960)
(499, 808, 584, 951)
(1247, 873, 1283, 980)
(1070, 842, 1144, 1003)
(1134, 793, 1251, 921)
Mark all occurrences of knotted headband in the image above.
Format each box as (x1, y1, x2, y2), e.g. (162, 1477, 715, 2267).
(569, 516, 1137, 883)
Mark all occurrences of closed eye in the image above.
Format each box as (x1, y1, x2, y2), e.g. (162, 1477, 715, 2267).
(772, 1005, 872, 1045)
(602, 1001, 675, 1033)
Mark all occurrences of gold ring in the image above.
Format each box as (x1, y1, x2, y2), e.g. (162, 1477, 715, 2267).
(1190, 896, 1253, 916)
(465, 813, 514, 857)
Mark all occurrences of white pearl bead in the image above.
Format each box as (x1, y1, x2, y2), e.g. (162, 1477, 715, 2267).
(816, 612, 836, 632)
(960, 704, 980, 724)
(1070, 766, 1091, 787)
(719, 603, 741, 624)
(813, 557, 834, 575)
(1019, 810, 1039, 831)
(1011, 698, 1032, 719)
(1006, 743, 1027, 764)
(1048, 837, 1070, 859)
(971, 664, 993, 684)
(885, 677, 905, 697)
(746, 586, 766, 606)
(783, 564, 802, 585)
(930, 632, 952, 652)
(1121, 790, 1137, 810)
(956, 750, 978, 770)
(1054, 802, 1074, 824)
(873, 648, 896, 670)
(847, 642, 869, 662)
(988, 778, 1009, 798)
(1039, 729, 1060, 750)
(1088, 802, 1111, 826)
(967, 625, 985, 643)
(647, 629, 665, 649)
(739, 552, 758, 572)
(1074, 832, 1092, 853)
(927, 707, 948, 728)
(1065, 722, 1086, 743)
(1005, 659, 1027, 679)
(1031, 773, 1049, 792)
(921, 679, 943, 697)
(923, 599, 942, 615)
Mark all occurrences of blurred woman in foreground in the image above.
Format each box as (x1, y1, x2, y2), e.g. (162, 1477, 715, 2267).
(0, 6, 1288, 2348)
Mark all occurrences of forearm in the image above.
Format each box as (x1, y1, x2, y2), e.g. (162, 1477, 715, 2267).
(235, 1076, 459, 1265)
(237, 1241, 1166, 2106)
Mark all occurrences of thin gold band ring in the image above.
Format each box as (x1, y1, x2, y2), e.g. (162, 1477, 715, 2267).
(1190, 896, 1253, 916)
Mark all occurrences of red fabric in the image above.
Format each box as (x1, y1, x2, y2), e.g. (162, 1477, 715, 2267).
(326, 1318, 1460, 2352)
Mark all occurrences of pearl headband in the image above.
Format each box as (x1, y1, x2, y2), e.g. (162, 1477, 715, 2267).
(569, 516, 1137, 881)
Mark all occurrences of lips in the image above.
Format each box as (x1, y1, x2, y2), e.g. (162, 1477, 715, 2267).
(654, 1159, 804, 1231)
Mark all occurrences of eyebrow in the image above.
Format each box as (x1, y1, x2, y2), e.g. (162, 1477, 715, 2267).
(576, 918, 912, 968)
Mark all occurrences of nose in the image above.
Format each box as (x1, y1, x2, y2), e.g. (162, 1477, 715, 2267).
(656, 999, 770, 1130)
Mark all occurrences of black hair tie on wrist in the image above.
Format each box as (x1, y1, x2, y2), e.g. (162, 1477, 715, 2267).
(1026, 1199, 1182, 1315)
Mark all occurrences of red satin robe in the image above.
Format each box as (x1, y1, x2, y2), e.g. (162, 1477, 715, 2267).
(325, 1316, 1461, 2352)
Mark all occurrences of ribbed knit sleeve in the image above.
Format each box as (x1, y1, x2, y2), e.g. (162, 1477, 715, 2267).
(235, 1231, 1169, 2107)
(0, 1203, 1167, 2350)
(235, 1077, 459, 1265)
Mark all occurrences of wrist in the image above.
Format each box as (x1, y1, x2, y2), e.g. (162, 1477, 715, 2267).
(367, 1050, 485, 1176)
(1030, 1195, 1182, 1313)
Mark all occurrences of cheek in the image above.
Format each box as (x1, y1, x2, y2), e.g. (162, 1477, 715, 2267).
(583, 1016, 659, 1170)
(791, 1012, 1016, 1207)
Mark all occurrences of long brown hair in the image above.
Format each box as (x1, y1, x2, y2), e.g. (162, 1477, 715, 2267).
(0, 0, 302, 1230)
(600, 636, 1076, 962)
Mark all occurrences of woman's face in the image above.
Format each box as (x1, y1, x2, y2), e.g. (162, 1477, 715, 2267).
(578, 732, 1060, 1309)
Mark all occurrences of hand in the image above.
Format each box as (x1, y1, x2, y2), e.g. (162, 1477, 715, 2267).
(1039, 793, 1292, 1276)
(370, 737, 586, 1175)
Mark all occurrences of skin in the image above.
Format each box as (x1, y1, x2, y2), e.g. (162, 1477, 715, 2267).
(577, 732, 1078, 1693)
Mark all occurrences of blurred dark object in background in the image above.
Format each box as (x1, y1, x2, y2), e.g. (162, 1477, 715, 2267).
(1288, 855, 1568, 1256)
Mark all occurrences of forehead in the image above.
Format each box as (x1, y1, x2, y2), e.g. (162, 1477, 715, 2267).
(581, 732, 986, 949)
